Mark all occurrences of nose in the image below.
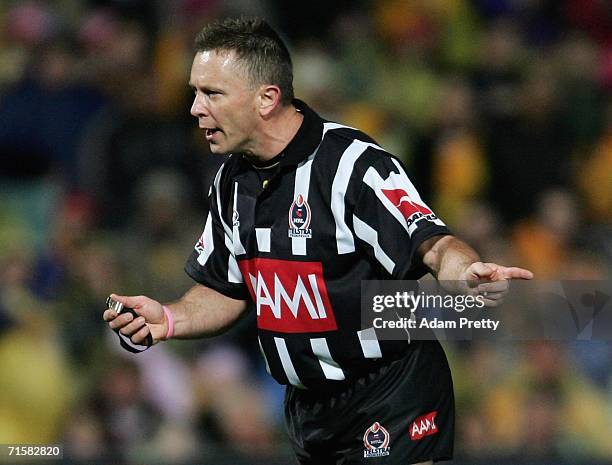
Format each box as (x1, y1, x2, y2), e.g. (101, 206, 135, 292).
(190, 94, 208, 118)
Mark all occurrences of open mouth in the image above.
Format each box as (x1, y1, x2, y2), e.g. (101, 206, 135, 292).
(205, 128, 221, 139)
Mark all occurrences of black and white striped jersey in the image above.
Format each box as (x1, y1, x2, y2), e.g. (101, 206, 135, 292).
(185, 100, 451, 390)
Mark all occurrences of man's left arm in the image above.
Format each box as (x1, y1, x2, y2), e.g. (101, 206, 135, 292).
(419, 234, 534, 306)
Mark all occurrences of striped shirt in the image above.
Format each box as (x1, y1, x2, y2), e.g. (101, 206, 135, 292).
(185, 100, 451, 390)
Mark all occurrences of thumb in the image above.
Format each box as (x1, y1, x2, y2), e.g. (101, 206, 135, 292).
(110, 293, 147, 310)
(468, 262, 495, 280)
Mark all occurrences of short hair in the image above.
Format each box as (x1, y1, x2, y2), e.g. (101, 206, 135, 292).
(194, 17, 294, 105)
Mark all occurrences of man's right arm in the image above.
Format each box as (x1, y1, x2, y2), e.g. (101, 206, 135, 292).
(103, 284, 248, 346)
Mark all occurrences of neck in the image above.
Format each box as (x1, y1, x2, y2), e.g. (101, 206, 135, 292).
(244, 104, 303, 163)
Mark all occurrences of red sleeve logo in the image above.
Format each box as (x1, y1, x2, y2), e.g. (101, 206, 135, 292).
(381, 189, 433, 220)
(409, 411, 438, 441)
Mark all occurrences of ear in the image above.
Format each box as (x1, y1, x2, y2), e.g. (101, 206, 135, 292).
(258, 85, 282, 117)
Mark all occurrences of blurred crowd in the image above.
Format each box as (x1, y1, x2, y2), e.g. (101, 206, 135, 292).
(0, 0, 611, 464)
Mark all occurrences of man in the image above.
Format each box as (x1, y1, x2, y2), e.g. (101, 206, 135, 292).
(104, 17, 533, 464)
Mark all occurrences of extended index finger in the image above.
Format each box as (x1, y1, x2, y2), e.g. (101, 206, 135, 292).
(501, 267, 534, 280)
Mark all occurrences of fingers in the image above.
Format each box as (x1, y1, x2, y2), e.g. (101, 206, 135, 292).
(107, 310, 138, 331)
(478, 281, 509, 294)
(501, 267, 534, 280)
(477, 281, 507, 307)
(477, 292, 506, 305)
(131, 325, 151, 345)
(480, 291, 505, 301)
(469, 262, 495, 279)
(481, 263, 534, 281)
(104, 307, 151, 345)
(110, 293, 146, 310)
(119, 316, 147, 337)
(104, 293, 156, 348)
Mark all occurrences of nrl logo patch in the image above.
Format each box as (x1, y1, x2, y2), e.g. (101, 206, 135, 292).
(363, 422, 390, 458)
(288, 194, 312, 239)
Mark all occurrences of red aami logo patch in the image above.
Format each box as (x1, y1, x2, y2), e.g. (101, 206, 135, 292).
(238, 258, 337, 333)
(409, 411, 438, 441)
(381, 189, 433, 220)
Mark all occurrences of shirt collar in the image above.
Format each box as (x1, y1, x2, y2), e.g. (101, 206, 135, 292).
(234, 99, 323, 173)
(278, 99, 324, 167)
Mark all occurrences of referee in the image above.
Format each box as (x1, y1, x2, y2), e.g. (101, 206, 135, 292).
(104, 17, 533, 464)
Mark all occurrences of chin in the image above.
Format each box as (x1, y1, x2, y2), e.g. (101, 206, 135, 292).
(208, 143, 228, 155)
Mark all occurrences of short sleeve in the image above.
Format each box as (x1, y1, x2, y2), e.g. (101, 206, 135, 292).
(350, 154, 451, 279)
(185, 164, 249, 300)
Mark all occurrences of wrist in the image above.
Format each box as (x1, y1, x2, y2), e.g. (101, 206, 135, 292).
(162, 305, 175, 340)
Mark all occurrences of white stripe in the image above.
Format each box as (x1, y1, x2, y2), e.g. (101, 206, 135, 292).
(357, 328, 382, 359)
(308, 274, 327, 318)
(323, 122, 358, 134)
(196, 211, 214, 266)
(211, 164, 241, 283)
(325, 126, 387, 254)
(258, 337, 271, 374)
(291, 152, 316, 256)
(331, 141, 369, 254)
(227, 254, 243, 283)
(232, 182, 246, 255)
(310, 338, 345, 380)
(274, 337, 305, 388)
(255, 228, 271, 252)
(224, 231, 234, 251)
(352, 215, 395, 274)
(323, 122, 385, 152)
(209, 163, 242, 284)
(212, 164, 234, 244)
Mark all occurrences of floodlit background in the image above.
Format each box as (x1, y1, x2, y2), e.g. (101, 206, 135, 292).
(0, 0, 611, 464)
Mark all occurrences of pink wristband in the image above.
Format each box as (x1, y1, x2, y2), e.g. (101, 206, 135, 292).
(162, 305, 174, 340)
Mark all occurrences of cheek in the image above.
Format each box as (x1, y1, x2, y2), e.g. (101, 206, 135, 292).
(218, 98, 255, 136)
(237, 106, 258, 130)
(211, 105, 230, 128)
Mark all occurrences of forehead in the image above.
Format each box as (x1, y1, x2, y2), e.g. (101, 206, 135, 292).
(189, 49, 245, 83)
